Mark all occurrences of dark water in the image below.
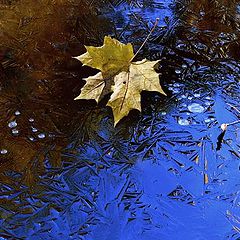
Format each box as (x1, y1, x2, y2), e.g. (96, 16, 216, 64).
(0, 0, 239, 239)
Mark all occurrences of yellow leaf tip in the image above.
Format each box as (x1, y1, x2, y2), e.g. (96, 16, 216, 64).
(73, 56, 83, 62)
(162, 90, 167, 96)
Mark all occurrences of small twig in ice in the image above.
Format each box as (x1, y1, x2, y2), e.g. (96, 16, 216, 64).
(220, 104, 240, 131)
(217, 105, 239, 150)
(221, 120, 240, 131)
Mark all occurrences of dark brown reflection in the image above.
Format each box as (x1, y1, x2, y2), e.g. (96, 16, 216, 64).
(179, 0, 239, 32)
(172, 0, 240, 60)
(0, 0, 112, 187)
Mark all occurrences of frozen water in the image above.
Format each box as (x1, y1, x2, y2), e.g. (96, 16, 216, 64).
(178, 118, 190, 125)
(193, 93, 201, 98)
(8, 120, 17, 128)
(0, 149, 8, 154)
(28, 136, 35, 141)
(14, 110, 21, 116)
(12, 129, 19, 135)
(173, 88, 180, 93)
(188, 103, 205, 113)
(31, 127, 38, 132)
(38, 133, 46, 139)
(173, 83, 182, 87)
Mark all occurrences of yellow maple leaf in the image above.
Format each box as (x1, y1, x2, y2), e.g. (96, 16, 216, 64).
(74, 36, 166, 125)
(74, 72, 105, 102)
(107, 59, 165, 125)
(74, 36, 134, 78)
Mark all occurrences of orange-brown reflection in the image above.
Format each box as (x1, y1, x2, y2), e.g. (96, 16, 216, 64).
(0, 0, 111, 188)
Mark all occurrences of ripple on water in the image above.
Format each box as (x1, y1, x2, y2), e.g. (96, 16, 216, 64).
(188, 103, 205, 113)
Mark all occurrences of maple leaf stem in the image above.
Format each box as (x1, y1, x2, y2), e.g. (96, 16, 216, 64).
(130, 18, 159, 62)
